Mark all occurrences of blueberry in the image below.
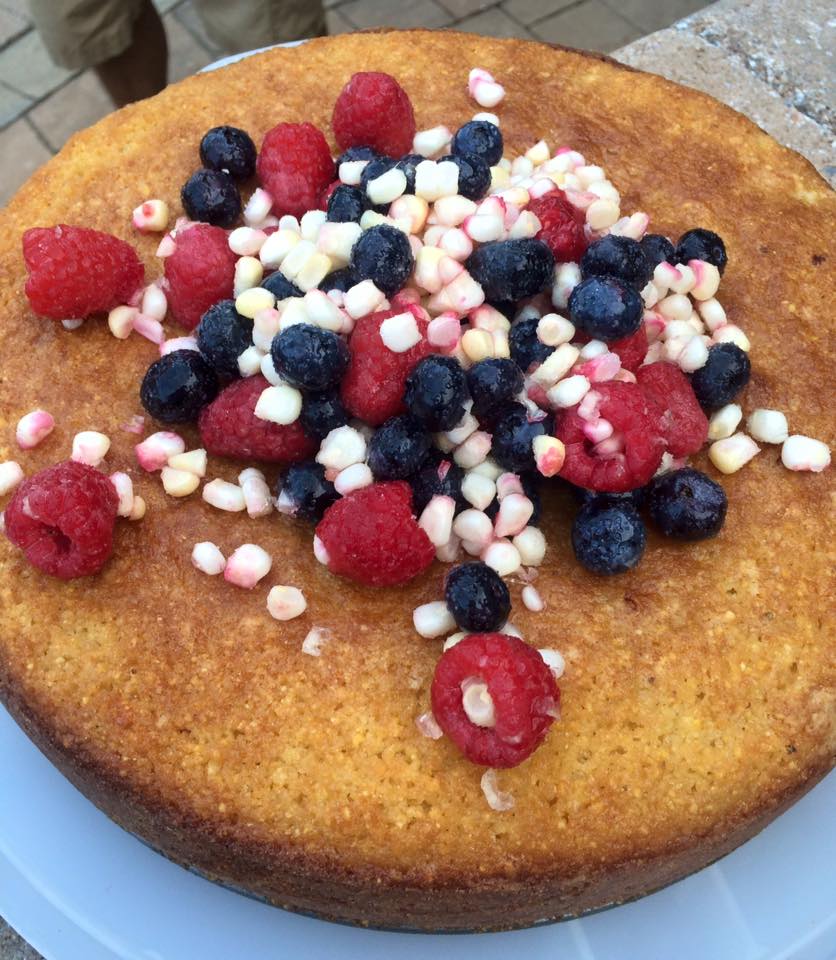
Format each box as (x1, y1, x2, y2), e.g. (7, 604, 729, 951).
(490, 403, 552, 473)
(572, 486, 646, 509)
(349, 224, 414, 297)
(327, 184, 369, 223)
(410, 454, 467, 515)
(395, 153, 425, 194)
(271, 324, 349, 392)
(438, 153, 490, 201)
(180, 169, 241, 228)
(277, 462, 338, 523)
(571, 500, 646, 575)
(647, 468, 727, 540)
(299, 391, 349, 439)
(568, 275, 643, 341)
(444, 562, 511, 632)
(367, 415, 431, 480)
(580, 235, 651, 290)
(466, 239, 555, 302)
(689, 343, 751, 410)
(262, 271, 303, 302)
(139, 349, 218, 423)
(640, 234, 675, 269)
(451, 120, 503, 167)
(359, 155, 397, 191)
(196, 300, 253, 380)
(337, 146, 379, 165)
(199, 126, 256, 180)
(489, 300, 518, 321)
(675, 228, 727, 275)
(403, 355, 469, 431)
(318, 267, 356, 293)
(467, 358, 524, 423)
(509, 316, 552, 372)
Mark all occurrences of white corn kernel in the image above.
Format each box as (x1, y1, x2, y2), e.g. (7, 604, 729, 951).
(244, 188, 273, 226)
(538, 648, 564, 677)
(236, 287, 275, 318)
(657, 294, 692, 321)
(434, 195, 477, 227)
(380, 311, 421, 353)
(316, 425, 367, 471)
(413, 125, 452, 158)
(128, 495, 146, 520)
(161, 466, 200, 497)
(344, 279, 386, 319)
(338, 159, 367, 185)
(513, 526, 546, 566)
(586, 198, 620, 230)
(482, 539, 522, 577)
(203, 478, 246, 512)
(254, 384, 302, 425)
(109, 472, 134, 517)
(224, 543, 272, 589)
(522, 585, 544, 612)
(747, 409, 789, 444)
(531, 343, 580, 387)
(453, 509, 494, 548)
(237, 345, 264, 378)
(713, 324, 750, 351)
(108, 304, 137, 339)
(229, 226, 267, 256)
(689, 259, 721, 300)
(259, 229, 300, 269)
(267, 585, 307, 621)
(678, 334, 709, 372)
(334, 462, 373, 496)
(708, 404, 742, 441)
(234, 256, 264, 295)
(418, 495, 456, 547)
(461, 472, 496, 511)
(494, 494, 534, 538)
(463, 680, 496, 728)
(537, 313, 575, 346)
(697, 297, 727, 332)
(71, 430, 110, 467)
(781, 435, 831, 472)
(132, 199, 169, 232)
(453, 431, 491, 469)
(252, 307, 282, 351)
(141, 283, 167, 322)
(238, 467, 274, 517)
(461, 328, 494, 363)
(0, 461, 24, 496)
(316, 221, 362, 267)
(413, 600, 456, 639)
(300, 209, 327, 242)
(191, 541, 226, 576)
(135, 431, 185, 471)
(709, 433, 761, 474)
(533, 435, 566, 477)
(367, 167, 407, 205)
(552, 262, 581, 310)
(547, 374, 590, 409)
(16, 409, 55, 450)
(168, 448, 207, 477)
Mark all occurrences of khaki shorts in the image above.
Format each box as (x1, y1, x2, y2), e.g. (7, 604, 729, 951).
(29, 0, 326, 71)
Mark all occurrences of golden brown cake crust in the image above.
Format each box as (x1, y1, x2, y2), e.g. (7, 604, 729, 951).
(0, 30, 834, 931)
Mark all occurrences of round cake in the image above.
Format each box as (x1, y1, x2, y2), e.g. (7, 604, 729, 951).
(0, 30, 834, 932)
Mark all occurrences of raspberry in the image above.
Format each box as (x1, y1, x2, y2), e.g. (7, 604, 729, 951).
(332, 72, 416, 159)
(528, 192, 588, 264)
(608, 324, 648, 372)
(23, 225, 144, 320)
(430, 634, 559, 768)
(636, 361, 709, 457)
(198, 375, 317, 463)
(556, 381, 665, 492)
(319, 179, 341, 211)
(256, 122, 335, 219)
(340, 308, 433, 426)
(164, 224, 236, 330)
(4, 460, 118, 579)
(315, 481, 434, 587)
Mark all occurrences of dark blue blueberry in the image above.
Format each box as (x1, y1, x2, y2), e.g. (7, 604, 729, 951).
(466, 239, 555, 303)
(509, 316, 552, 372)
(690, 343, 751, 410)
(139, 349, 218, 424)
(675, 228, 727, 275)
(647, 468, 727, 540)
(640, 234, 675, 269)
(438, 152, 490, 201)
(180, 169, 241, 228)
(568, 275, 643, 341)
(359, 155, 397, 191)
(410, 454, 467, 515)
(451, 120, 503, 166)
(580, 235, 651, 290)
(195, 300, 253, 380)
(277, 462, 338, 523)
(403, 355, 469, 431)
(199, 126, 256, 180)
(262, 270, 303, 301)
(395, 153, 425, 194)
(349, 224, 414, 297)
(571, 500, 646, 575)
(299, 391, 349, 439)
(337, 145, 379, 165)
(489, 300, 518, 321)
(483, 472, 541, 525)
(318, 267, 356, 293)
(490, 403, 552, 473)
(271, 323, 349, 392)
(326, 184, 369, 223)
(444, 562, 511, 632)
(572, 486, 646, 509)
(467, 358, 524, 423)
(367, 415, 431, 480)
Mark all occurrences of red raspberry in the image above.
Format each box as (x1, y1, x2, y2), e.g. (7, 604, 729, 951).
(528, 192, 588, 264)
(332, 72, 416, 159)
(164, 224, 236, 330)
(341, 308, 433, 426)
(431, 634, 559, 768)
(556, 381, 665, 492)
(609, 324, 648, 373)
(257, 122, 335, 219)
(23, 225, 144, 320)
(199, 375, 317, 463)
(319, 179, 341, 211)
(4, 460, 118, 579)
(316, 481, 434, 587)
(636, 361, 709, 457)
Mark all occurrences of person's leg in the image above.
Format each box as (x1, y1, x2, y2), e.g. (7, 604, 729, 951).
(194, 0, 326, 55)
(94, 0, 168, 107)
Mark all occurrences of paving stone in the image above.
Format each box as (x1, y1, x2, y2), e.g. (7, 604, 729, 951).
(326, 8, 356, 33)
(501, 0, 576, 26)
(436, 0, 497, 17)
(455, 6, 534, 38)
(531, 0, 642, 51)
(28, 69, 113, 152)
(164, 11, 216, 83)
(154, 0, 185, 14)
(0, 29, 74, 100)
(342, 0, 453, 29)
(602, 0, 708, 33)
(0, 80, 29, 128)
(0, 118, 53, 205)
(0, 7, 27, 48)
(174, 1, 223, 54)
(0, 0, 31, 23)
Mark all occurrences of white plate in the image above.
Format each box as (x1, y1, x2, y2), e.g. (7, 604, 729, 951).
(1, 704, 834, 960)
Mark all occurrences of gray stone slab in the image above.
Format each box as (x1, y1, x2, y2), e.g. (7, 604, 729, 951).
(531, 0, 642, 51)
(0, 29, 74, 100)
(455, 5, 534, 38)
(342, 0, 454, 30)
(0, 117, 53, 205)
(0, 80, 29, 129)
(501, 0, 576, 26)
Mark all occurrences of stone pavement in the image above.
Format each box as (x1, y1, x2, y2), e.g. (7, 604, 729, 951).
(0, 0, 711, 205)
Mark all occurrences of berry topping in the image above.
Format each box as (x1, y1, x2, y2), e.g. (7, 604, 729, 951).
(410, 453, 466, 514)
(689, 343, 751, 410)
(359, 155, 397, 192)
(640, 233, 675, 268)
(180, 169, 241, 228)
(509, 316, 552, 372)
(491, 403, 552, 473)
(675, 228, 727, 274)
(199, 125, 257, 180)
(332, 72, 416, 159)
(349, 224, 415, 297)
(367, 414, 431, 480)
(4, 460, 118, 579)
(430, 633, 558, 768)
(318, 267, 356, 293)
(467, 358, 525, 423)
(395, 153, 425, 194)
(444, 562, 511, 632)
(337, 145, 379, 165)
(568, 275, 643, 341)
(198, 375, 317, 463)
(646, 467, 728, 540)
(23, 225, 144, 320)
(299, 391, 349, 439)
(257, 122, 335, 218)
(571, 498, 646, 574)
(438, 153, 490, 201)
(196, 300, 254, 380)
(326, 184, 369, 223)
(636, 361, 708, 456)
(140, 349, 219, 423)
(277, 462, 339, 522)
(607, 324, 648, 373)
(580, 234, 651, 290)
(404, 355, 469, 430)
(466, 239, 555, 303)
(529, 192, 588, 264)
(164, 223, 237, 330)
(262, 270, 303, 302)
(451, 120, 503, 166)
(316, 481, 434, 587)
(271, 324, 350, 391)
